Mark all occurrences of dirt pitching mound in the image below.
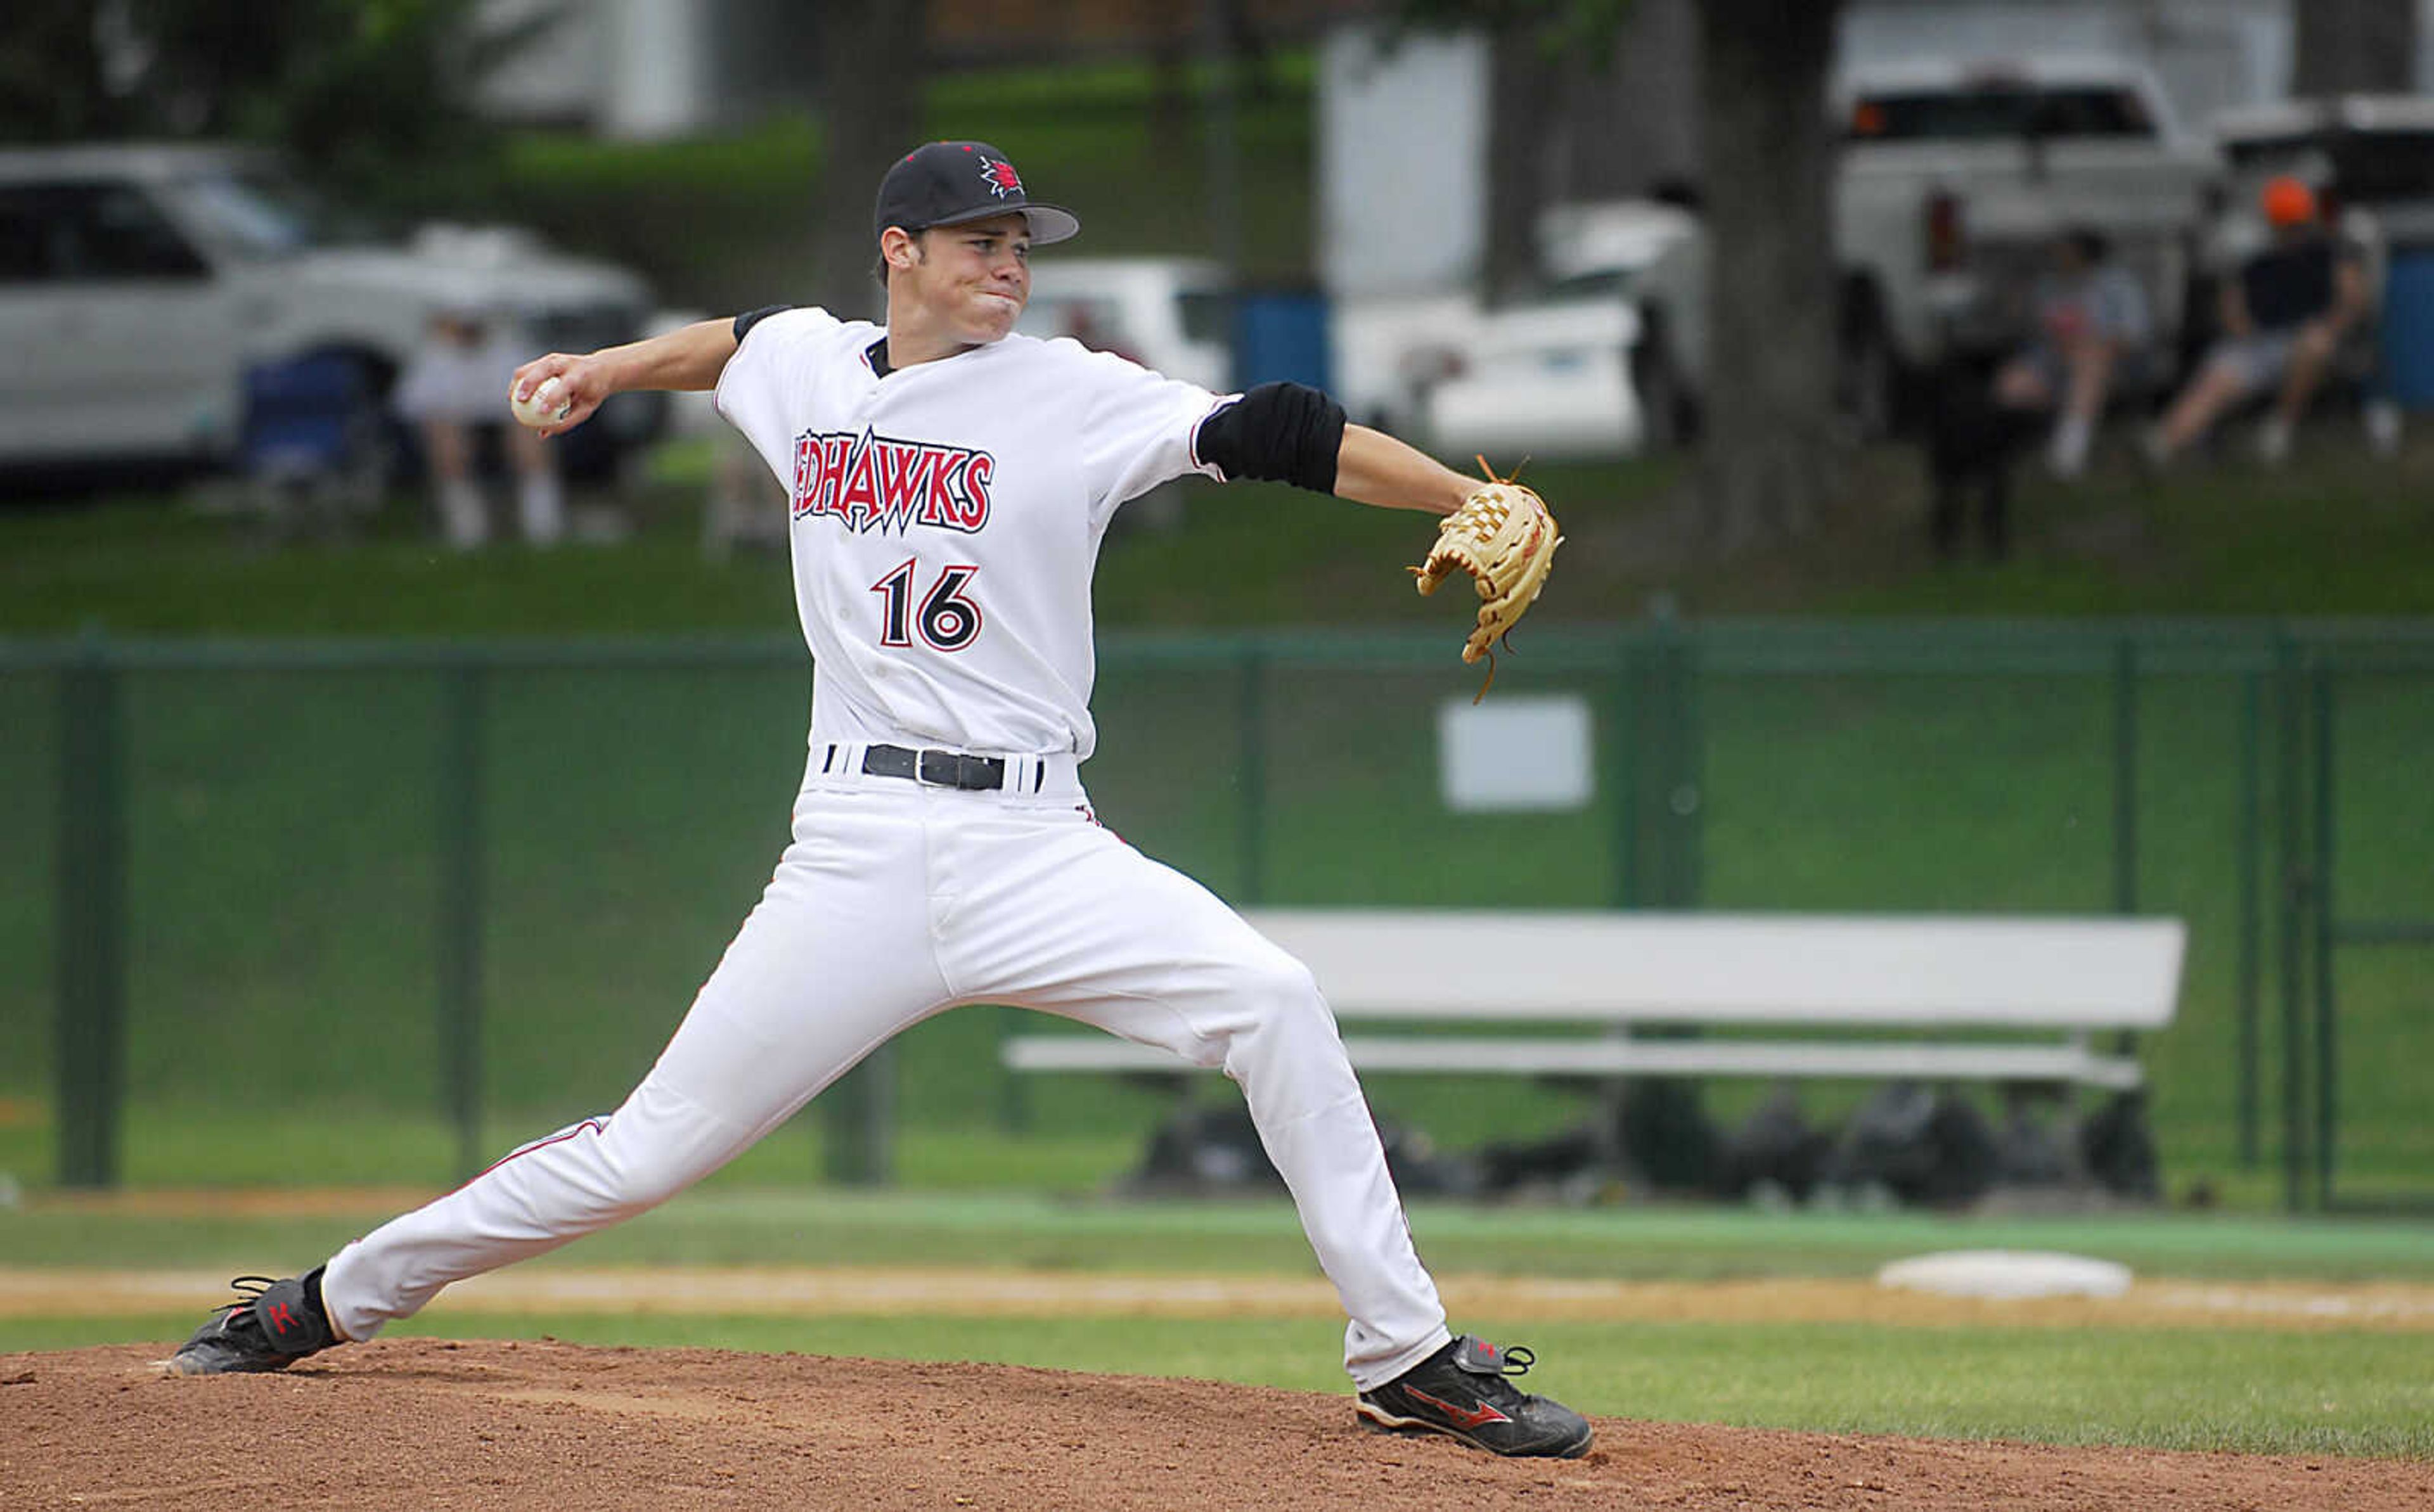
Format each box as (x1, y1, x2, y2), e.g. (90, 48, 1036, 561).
(6, 1340, 2429, 1511)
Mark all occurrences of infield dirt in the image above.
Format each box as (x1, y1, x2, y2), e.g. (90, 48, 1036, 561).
(5, 1338, 2431, 1511)
(8, 1264, 2434, 1331)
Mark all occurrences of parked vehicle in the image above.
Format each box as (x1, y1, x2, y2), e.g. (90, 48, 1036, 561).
(1410, 203, 1695, 460)
(1418, 278, 1647, 461)
(1337, 198, 1694, 456)
(1329, 289, 1488, 437)
(1016, 257, 1232, 393)
(0, 143, 663, 483)
(1629, 56, 2220, 444)
(2207, 94, 2434, 274)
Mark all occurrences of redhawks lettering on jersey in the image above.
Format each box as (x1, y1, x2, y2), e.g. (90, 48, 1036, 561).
(792, 428, 995, 534)
(716, 305, 1227, 757)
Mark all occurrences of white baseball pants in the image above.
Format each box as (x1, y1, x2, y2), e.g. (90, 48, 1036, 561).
(321, 756, 1452, 1389)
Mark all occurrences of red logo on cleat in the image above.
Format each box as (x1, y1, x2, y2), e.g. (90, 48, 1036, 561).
(267, 1302, 294, 1333)
(1407, 1387, 1510, 1428)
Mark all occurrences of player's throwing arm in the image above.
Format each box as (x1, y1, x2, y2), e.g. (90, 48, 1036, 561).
(508, 318, 745, 438)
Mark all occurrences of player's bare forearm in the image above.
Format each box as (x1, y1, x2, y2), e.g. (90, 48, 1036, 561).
(1332, 424, 1474, 516)
(608, 319, 740, 391)
(512, 319, 740, 436)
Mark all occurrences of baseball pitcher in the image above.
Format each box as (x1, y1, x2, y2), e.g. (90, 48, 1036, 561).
(167, 140, 1578, 1458)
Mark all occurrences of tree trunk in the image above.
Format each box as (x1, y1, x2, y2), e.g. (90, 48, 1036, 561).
(2292, 0, 2418, 96)
(811, 0, 928, 323)
(1692, 0, 1843, 554)
(1482, 23, 1561, 306)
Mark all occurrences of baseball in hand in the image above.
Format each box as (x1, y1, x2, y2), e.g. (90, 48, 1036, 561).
(510, 376, 572, 428)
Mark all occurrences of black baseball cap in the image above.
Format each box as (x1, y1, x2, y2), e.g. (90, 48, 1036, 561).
(873, 140, 1080, 247)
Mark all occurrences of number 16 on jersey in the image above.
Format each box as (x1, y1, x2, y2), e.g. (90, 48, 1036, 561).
(871, 560, 983, 651)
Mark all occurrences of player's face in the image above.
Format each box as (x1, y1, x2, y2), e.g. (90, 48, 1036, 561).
(911, 215, 1032, 343)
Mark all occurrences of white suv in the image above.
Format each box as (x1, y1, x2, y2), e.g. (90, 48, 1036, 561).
(0, 143, 663, 480)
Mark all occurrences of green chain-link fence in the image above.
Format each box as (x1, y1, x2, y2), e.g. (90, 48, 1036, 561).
(3, 621, 2427, 1209)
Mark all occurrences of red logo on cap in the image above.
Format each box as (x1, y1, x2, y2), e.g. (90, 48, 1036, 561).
(980, 157, 1023, 198)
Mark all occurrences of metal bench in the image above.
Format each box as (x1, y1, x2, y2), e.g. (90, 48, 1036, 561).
(1000, 909, 2187, 1092)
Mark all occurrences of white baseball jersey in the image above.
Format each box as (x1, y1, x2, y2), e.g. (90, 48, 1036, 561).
(715, 308, 1225, 760)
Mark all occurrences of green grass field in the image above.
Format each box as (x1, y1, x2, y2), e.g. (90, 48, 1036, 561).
(5, 1193, 2429, 1457)
(10, 1187, 2433, 1279)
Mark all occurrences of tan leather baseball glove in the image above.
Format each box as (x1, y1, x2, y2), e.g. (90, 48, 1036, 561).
(1410, 475, 1562, 697)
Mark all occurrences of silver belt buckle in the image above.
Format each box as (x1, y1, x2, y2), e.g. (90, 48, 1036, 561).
(916, 748, 955, 786)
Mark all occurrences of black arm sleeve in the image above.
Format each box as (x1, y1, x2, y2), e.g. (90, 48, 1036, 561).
(733, 304, 794, 343)
(1194, 381, 1346, 493)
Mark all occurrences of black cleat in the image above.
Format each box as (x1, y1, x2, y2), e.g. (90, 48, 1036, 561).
(164, 1270, 338, 1376)
(1357, 1335, 1593, 1458)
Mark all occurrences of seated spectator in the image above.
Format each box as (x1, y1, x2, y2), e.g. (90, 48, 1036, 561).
(1993, 226, 2154, 479)
(2147, 176, 2369, 467)
(394, 300, 565, 549)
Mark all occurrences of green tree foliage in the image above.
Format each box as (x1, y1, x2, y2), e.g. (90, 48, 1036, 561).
(1393, 0, 1630, 56)
(2292, 0, 2418, 96)
(0, 0, 554, 205)
(0, 0, 117, 139)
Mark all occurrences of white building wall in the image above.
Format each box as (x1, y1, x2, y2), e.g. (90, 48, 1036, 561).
(1318, 25, 1490, 298)
(598, 0, 713, 139)
(475, 0, 606, 126)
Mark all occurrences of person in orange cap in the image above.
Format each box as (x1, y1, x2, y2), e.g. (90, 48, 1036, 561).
(2147, 174, 2369, 466)
(2260, 175, 2317, 230)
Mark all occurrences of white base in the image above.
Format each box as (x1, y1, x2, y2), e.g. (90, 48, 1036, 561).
(1876, 1250, 2132, 1300)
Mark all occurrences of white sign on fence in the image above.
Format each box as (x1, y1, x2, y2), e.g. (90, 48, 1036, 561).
(1436, 693, 1594, 812)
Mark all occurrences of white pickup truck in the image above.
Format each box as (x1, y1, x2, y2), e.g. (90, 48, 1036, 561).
(1630, 56, 2221, 442)
(0, 143, 665, 482)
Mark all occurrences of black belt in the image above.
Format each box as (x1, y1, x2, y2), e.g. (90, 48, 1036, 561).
(860, 743, 1008, 791)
